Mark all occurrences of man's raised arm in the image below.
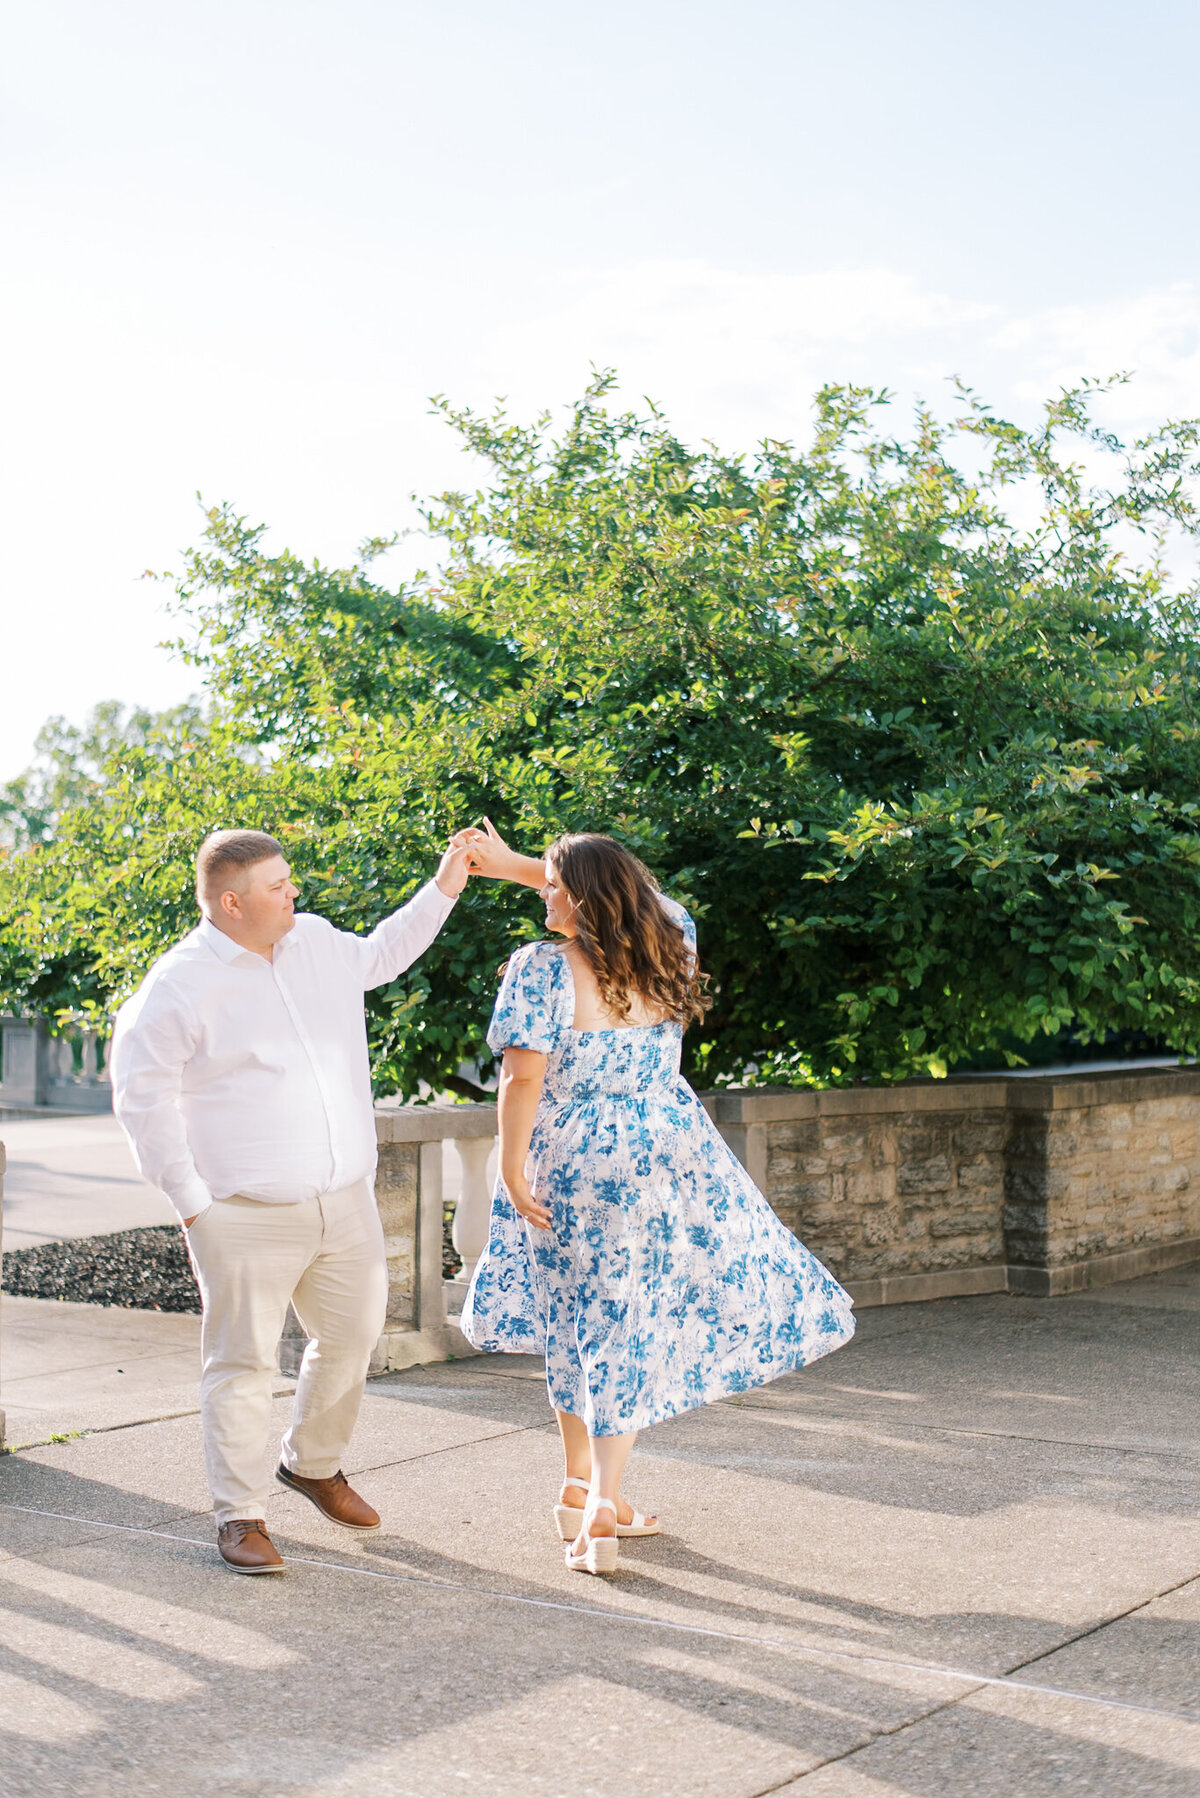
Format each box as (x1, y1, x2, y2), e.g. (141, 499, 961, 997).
(357, 837, 472, 991)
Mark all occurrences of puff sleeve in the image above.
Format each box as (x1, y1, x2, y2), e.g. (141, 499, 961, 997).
(486, 943, 571, 1056)
(658, 894, 698, 963)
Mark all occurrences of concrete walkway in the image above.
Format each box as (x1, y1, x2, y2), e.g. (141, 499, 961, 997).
(0, 1112, 481, 1251)
(3, 1265, 1200, 1795)
(0, 1114, 172, 1248)
(1, 1294, 205, 1446)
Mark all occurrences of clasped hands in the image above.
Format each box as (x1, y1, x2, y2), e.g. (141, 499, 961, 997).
(433, 818, 517, 897)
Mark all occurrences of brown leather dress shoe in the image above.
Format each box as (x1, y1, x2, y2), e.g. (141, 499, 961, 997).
(217, 1519, 286, 1574)
(275, 1463, 381, 1531)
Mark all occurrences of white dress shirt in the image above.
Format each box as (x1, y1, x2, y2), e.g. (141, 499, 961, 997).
(111, 880, 457, 1222)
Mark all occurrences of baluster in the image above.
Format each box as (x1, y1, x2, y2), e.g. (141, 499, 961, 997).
(81, 1032, 98, 1081)
(450, 1135, 495, 1287)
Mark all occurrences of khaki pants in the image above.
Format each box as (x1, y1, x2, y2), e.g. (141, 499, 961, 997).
(184, 1180, 388, 1526)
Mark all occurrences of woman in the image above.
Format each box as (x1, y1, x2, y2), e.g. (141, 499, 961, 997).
(460, 824, 855, 1574)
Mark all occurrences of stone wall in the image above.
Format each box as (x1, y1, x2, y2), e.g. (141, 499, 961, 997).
(1005, 1075, 1200, 1295)
(705, 1067, 1200, 1304)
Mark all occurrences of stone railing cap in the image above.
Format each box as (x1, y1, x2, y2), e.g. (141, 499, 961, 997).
(375, 1102, 497, 1143)
(700, 1064, 1200, 1120)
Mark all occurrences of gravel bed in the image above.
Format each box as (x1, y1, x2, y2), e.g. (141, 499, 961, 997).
(3, 1213, 464, 1309)
(2, 1226, 201, 1312)
(443, 1202, 462, 1280)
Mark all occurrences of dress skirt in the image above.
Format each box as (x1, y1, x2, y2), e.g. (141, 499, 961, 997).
(460, 937, 856, 1436)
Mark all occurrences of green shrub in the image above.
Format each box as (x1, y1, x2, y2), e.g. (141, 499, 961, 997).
(5, 372, 1200, 1092)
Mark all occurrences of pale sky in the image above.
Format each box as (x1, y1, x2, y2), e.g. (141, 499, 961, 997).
(3, 0, 1199, 779)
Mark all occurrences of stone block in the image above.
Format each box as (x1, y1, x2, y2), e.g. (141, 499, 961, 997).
(793, 1154, 833, 1179)
(859, 1214, 896, 1248)
(820, 1128, 869, 1161)
(897, 1127, 935, 1158)
(929, 1208, 999, 1238)
(790, 1174, 835, 1206)
(843, 1169, 891, 1208)
(1005, 1168, 1049, 1207)
(375, 1138, 419, 1330)
(897, 1158, 953, 1195)
(766, 1120, 821, 1155)
(952, 1118, 1007, 1156)
(957, 1158, 1004, 1193)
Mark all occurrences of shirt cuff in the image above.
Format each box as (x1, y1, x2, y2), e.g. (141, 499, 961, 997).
(167, 1178, 213, 1225)
(422, 875, 460, 916)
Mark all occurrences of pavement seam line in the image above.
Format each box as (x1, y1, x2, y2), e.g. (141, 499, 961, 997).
(998, 1567, 1200, 1681)
(746, 1681, 997, 1795)
(0, 1346, 200, 1381)
(347, 1415, 556, 1480)
(0, 1368, 539, 1458)
(734, 1403, 1200, 1463)
(3, 1409, 204, 1452)
(4, 1500, 1197, 1730)
(747, 1564, 1200, 1797)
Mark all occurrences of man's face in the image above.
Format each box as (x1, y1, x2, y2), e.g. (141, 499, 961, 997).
(226, 855, 300, 945)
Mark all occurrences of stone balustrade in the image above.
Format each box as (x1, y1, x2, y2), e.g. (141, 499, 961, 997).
(0, 1138, 6, 1449)
(0, 1015, 112, 1116)
(279, 1103, 498, 1377)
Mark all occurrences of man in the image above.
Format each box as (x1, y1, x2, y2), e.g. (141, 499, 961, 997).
(111, 827, 470, 1574)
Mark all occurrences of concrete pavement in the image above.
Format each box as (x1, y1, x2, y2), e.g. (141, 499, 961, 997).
(0, 1112, 484, 1250)
(0, 1115, 172, 1248)
(1, 1294, 204, 1447)
(3, 1266, 1200, 1795)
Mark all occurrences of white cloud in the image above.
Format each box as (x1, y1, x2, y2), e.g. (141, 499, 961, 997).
(465, 263, 1200, 466)
(5, 259, 1200, 779)
(992, 282, 1200, 428)
(469, 260, 1003, 450)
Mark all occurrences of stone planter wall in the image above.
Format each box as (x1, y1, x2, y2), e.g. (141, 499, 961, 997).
(705, 1067, 1200, 1303)
(1003, 1073, 1200, 1294)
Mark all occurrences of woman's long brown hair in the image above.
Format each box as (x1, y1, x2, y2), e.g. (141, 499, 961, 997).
(548, 833, 710, 1028)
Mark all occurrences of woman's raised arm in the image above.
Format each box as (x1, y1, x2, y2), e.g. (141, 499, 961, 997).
(464, 818, 546, 889)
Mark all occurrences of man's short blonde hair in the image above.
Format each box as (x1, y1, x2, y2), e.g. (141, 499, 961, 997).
(195, 829, 284, 906)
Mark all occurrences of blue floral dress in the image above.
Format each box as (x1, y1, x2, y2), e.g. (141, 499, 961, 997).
(460, 906, 856, 1435)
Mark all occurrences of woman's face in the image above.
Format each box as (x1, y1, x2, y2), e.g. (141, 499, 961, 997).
(540, 859, 578, 936)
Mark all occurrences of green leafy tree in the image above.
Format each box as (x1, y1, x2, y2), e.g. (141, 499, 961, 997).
(6, 373, 1200, 1093)
(0, 700, 204, 848)
(0, 701, 206, 1025)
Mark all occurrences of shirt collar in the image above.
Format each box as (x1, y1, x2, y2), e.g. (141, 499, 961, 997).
(198, 914, 275, 968)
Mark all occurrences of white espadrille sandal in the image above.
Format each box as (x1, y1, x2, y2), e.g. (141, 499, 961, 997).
(564, 1493, 620, 1575)
(553, 1476, 661, 1541)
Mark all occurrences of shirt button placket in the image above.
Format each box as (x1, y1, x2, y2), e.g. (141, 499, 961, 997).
(273, 962, 337, 1194)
